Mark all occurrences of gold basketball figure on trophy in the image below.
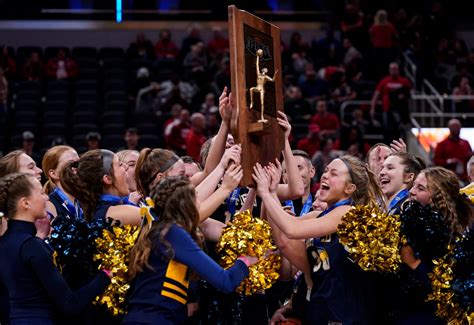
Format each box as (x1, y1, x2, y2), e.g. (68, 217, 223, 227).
(249, 49, 278, 123)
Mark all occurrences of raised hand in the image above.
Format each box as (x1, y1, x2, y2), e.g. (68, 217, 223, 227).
(276, 111, 291, 140)
(219, 86, 233, 127)
(220, 144, 241, 168)
(390, 138, 407, 153)
(222, 163, 243, 191)
(265, 159, 283, 194)
(252, 163, 271, 197)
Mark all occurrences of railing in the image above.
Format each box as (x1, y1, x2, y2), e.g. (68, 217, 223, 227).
(402, 51, 417, 89)
(341, 96, 474, 127)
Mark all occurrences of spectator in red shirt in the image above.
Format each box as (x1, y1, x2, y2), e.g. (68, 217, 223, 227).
(297, 124, 321, 157)
(207, 26, 229, 59)
(154, 29, 179, 60)
(434, 119, 473, 182)
(45, 49, 78, 80)
(369, 10, 398, 78)
(370, 62, 411, 141)
(166, 109, 191, 156)
(186, 112, 207, 162)
(310, 100, 340, 138)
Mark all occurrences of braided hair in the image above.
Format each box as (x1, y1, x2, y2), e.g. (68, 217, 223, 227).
(128, 176, 202, 279)
(0, 173, 35, 217)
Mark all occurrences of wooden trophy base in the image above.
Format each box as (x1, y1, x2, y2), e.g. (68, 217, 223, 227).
(248, 120, 270, 135)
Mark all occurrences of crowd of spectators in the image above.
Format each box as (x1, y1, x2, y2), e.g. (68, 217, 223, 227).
(0, 1, 471, 183)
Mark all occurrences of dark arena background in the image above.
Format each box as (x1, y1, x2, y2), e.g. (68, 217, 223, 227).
(0, 0, 473, 168)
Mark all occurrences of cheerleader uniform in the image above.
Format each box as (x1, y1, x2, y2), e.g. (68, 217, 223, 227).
(392, 192, 444, 325)
(0, 219, 109, 325)
(374, 189, 410, 323)
(123, 223, 249, 325)
(305, 199, 377, 324)
(48, 187, 85, 291)
(48, 187, 83, 221)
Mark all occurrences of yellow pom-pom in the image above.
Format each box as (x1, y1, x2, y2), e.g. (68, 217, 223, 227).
(94, 225, 140, 316)
(460, 184, 474, 204)
(337, 205, 402, 273)
(216, 210, 281, 295)
(427, 244, 472, 325)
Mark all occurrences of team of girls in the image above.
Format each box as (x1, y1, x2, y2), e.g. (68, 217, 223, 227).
(0, 96, 472, 325)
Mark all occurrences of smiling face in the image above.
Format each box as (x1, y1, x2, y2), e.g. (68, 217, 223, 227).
(409, 172, 431, 206)
(318, 159, 353, 206)
(313, 190, 328, 211)
(379, 155, 410, 200)
(107, 156, 130, 197)
(120, 151, 139, 191)
(18, 153, 42, 181)
(294, 156, 315, 191)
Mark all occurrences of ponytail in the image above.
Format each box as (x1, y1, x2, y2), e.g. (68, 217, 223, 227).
(43, 179, 56, 195)
(41, 145, 76, 195)
(128, 176, 201, 279)
(60, 150, 105, 221)
(339, 155, 385, 208)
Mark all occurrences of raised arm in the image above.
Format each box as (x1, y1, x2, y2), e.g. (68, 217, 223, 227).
(263, 162, 313, 288)
(198, 163, 242, 222)
(239, 187, 256, 214)
(276, 112, 304, 201)
(194, 145, 241, 203)
(254, 163, 351, 239)
(262, 202, 312, 287)
(190, 87, 232, 185)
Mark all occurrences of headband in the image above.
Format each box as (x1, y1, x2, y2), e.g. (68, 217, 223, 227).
(101, 149, 115, 175)
(148, 153, 180, 184)
(339, 157, 355, 184)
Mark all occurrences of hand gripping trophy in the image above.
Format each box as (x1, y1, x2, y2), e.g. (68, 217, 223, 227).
(249, 49, 278, 123)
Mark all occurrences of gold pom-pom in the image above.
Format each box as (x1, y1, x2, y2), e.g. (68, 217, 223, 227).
(460, 184, 474, 204)
(216, 210, 281, 295)
(428, 246, 473, 325)
(94, 225, 140, 316)
(337, 205, 402, 273)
